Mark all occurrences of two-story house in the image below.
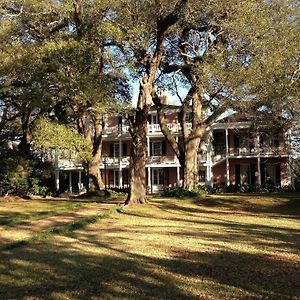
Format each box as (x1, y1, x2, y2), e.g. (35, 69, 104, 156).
(54, 105, 292, 193)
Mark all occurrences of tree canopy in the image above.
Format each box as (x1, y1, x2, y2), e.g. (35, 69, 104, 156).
(0, 0, 299, 198)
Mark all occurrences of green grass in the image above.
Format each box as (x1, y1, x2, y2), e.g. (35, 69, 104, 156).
(0, 193, 299, 300)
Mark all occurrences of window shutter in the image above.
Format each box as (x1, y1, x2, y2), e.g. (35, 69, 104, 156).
(122, 143, 127, 156)
(274, 134, 279, 148)
(150, 142, 153, 156)
(234, 133, 240, 148)
(261, 164, 266, 185)
(250, 164, 256, 184)
(276, 164, 281, 185)
(164, 169, 169, 185)
(162, 141, 166, 155)
(109, 144, 114, 157)
(235, 164, 240, 185)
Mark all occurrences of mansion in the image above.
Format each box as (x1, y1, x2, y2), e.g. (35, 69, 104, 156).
(55, 105, 292, 193)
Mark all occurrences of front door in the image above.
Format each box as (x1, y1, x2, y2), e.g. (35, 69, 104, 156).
(152, 168, 164, 193)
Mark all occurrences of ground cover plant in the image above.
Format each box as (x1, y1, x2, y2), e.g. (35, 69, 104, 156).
(0, 194, 299, 299)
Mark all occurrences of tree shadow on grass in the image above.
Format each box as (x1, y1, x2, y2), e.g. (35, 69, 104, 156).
(117, 208, 300, 254)
(0, 196, 299, 299)
(194, 194, 300, 219)
(0, 236, 299, 300)
(0, 241, 197, 300)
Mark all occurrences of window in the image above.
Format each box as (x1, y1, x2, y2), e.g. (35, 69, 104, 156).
(152, 141, 162, 156)
(109, 143, 127, 157)
(152, 169, 164, 185)
(261, 164, 280, 185)
(113, 144, 120, 157)
(185, 112, 192, 123)
(240, 164, 256, 185)
(199, 170, 206, 182)
(213, 131, 226, 155)
(150, 140, 166, 156)
(148, 113, 158, 124)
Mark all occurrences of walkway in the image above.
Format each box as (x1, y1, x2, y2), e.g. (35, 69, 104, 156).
(0, 200, 117, 247)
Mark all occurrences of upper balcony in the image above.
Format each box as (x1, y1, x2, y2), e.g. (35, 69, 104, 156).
(99, 156, 130, 168)
(146, 155, 180, 166)
(57, 159, 84, 170)
(212, 147, 289, 164)
(99, 155, 180, 168)
(103, 122, 192, 136)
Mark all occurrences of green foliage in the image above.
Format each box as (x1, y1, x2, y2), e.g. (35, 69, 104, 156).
(0, 174, 48, 196)
(163, 187, 200, 198)
(78, 190, 107, 199)
(0, 149, 51, 196)
(32, 117, 92, 162)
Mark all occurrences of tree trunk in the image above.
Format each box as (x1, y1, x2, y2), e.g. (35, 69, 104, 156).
(125, 126, 148, 205)
(89, 153, 104, 190)
(77, 113, 105, 191)
(155, 91, 205, 190)
(183, 138, 201, 190)
(125, 0, 188, 205)
(17, 113, 31, 177)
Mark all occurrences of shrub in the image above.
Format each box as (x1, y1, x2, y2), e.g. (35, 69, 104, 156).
(163, 187, 199, 198)
(0, 174, 48, 196)
(29, 178, 49, 196)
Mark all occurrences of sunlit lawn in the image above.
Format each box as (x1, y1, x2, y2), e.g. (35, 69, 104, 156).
(0, 193, 299, 299)
(0, 197, 86, 226)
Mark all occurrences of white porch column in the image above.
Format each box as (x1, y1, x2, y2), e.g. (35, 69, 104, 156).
(175, 136, 180, 186)
(147, 136, 151, 192)
(207, 129, 213, 187)
(78, 171, 82, 191)
(176, 166, 180, 186)
(226, 158, 230, 186)
(225, 127, 229, 155)
(226, 126, 229, 186)
(54, 151, 60, 191)
(55, 168, 59, 191)
(257, 156, 261, 185)
(119, 140, 123, 187)
(148, 167, 151, 192)
(69, 171, 72, 193)
(147, 136, 150, 156)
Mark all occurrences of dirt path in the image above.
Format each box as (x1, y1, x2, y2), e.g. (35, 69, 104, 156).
(0, 202, 116, 246)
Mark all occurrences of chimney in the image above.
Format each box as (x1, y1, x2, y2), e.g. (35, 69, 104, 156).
(159, 89, 169, 105)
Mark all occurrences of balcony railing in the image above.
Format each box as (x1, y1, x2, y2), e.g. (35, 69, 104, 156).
(147, 156, 180, 165)
(57, 159, 84, 170)
(212, 147, 288, 164)
(100, 156, 130, 167)
(103, 122, 192, 135)
(100, 155, 180, 167)
(103, 125, 130, 135)
(228, 147, 287, 156)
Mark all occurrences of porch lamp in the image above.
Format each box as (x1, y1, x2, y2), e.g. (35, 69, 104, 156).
(102, 153, 108, 196)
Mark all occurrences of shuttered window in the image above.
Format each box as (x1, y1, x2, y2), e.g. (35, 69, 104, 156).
(109, 143, 128, 157)
(150, 141, 166, 156)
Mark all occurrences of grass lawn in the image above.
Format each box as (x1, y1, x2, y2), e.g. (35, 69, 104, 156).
(0, 193, 299, 299)
(0, 197, 86, 226)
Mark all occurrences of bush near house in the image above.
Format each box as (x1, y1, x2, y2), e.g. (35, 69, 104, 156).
(0, 151, 50, 197)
